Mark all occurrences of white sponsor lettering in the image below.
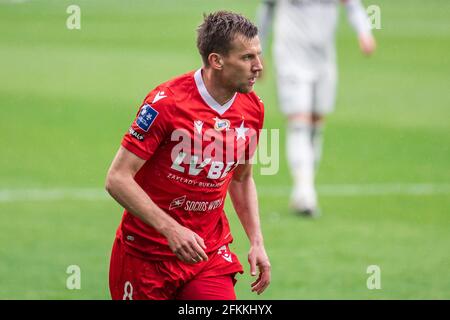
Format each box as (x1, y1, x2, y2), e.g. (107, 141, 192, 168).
(182, 197, 224, 213)
(208, 198, 223, 210)
(189, 155, 211, 175)
(171, 152, 237, 180)
(207, 161, 224, 179)
(184, 201, 208, 212)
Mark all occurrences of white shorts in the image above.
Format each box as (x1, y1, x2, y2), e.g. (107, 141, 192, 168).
(276, 67, 337, 116)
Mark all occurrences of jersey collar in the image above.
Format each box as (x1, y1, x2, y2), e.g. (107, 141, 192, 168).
(194, 68, 237, 116)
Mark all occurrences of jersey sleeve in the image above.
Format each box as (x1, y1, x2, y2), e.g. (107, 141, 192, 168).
(243, 95, 265, 163)
(343, 0, 373, 36)
(121, 88, 174, 160)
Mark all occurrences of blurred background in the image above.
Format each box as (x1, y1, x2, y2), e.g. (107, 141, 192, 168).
(0, 0, 449, 299)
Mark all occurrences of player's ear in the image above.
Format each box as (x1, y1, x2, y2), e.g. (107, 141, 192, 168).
(208, 53, 223, 70)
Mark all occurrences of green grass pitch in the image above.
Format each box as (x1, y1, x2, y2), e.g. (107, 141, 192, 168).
(0, 0, 449, 299)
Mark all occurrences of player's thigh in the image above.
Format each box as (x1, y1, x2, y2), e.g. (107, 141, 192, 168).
(276, 73, 314, 116)
(314, 66, 337, 115)
(176, 274, 237, 300)
(109, 238, 179, 300)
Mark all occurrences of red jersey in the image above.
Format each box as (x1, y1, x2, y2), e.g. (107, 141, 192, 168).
(117, 69, 265, 259)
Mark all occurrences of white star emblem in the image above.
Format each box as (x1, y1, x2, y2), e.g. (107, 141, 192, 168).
(235, 121, 249, 141)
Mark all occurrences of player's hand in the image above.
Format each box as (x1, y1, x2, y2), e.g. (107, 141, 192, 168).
(166, 224, 208, 264)
(359, 34, 376, 56)
(248, 245, 271, 295)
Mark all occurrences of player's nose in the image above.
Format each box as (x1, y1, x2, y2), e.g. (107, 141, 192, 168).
(253, 56, 263, 73)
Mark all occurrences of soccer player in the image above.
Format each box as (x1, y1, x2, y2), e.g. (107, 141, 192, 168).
(257, 0, 376, 216)
(105, 11, 271, 300)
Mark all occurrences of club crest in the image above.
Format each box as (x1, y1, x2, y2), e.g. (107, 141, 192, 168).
(213, 117, 230, 131)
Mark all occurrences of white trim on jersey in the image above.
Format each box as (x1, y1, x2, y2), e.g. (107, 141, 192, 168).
(194, 68, 237, 116)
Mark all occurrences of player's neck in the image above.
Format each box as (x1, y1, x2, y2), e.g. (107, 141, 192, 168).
(201, 68, 235, 106)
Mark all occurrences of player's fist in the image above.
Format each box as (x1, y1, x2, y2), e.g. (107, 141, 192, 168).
(166, 224, 208, 264)
(359, 34, 376, 56)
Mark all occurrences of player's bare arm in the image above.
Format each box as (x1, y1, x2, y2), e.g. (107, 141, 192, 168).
(105, 146, 208, 264)
(228, 163, 271, 295)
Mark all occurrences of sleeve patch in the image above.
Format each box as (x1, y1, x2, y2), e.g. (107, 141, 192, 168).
(136, 104, 159, 132)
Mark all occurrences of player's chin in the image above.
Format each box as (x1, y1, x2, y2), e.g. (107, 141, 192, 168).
(237, 83, 254, 94)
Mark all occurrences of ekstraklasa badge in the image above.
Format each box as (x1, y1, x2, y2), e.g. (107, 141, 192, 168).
(136, 104, 158, 132)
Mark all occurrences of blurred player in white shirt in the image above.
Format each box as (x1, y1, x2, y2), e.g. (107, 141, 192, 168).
(257, 0, 376, 216)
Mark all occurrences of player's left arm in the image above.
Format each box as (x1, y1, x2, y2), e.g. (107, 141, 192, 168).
(342, 0, 376, 55)
(228, 163, 271, 295)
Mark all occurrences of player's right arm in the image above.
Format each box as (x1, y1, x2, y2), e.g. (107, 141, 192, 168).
(105, 90, 208, 264)
(105, 147, 208, 264)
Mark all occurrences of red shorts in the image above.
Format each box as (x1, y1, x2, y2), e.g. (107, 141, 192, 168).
(109, 237, 244, 300)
